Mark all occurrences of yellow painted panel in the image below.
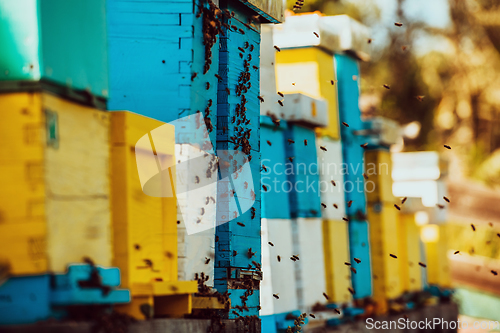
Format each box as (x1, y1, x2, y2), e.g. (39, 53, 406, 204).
(367, 203, 402, 314)
(42, 92, 112, 272)
(423, 224, 451, 287)
(365, 150, 395, 203)
(0, 221, 47, 274)
(398, 214, 423, 292)
(275, 47, 339, 139)
(192, 296, 228, 310)
(110, 112, 177, 291)
(323, 219, 352, 304)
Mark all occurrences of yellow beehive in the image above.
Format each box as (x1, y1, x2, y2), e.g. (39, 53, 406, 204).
(367, 202, 402, 314)
(275, 47, 340, 139)
(110, 111, 197, 319)
(422, 224, 451, 288)
(323, 220, 352, 304)
(0, 92, 112, 275)
(398, 213, 423, 292)
(365, 150, 395, 203)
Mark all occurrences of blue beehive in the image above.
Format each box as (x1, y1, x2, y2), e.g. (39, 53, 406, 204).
(335, 53, 372, 299)
(0, 0, 108, 108)
(284, 124, 321, 218)
(261, 116, 291, 219)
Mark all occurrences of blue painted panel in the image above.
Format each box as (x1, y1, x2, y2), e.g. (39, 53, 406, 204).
(347, 220, 372, 299)
(0, 275, 51, 325)
(260, 314, 278, 333)
(274, 310, 305, 330)
(261, 116, 290, 219)
(284, 124, 321, 218)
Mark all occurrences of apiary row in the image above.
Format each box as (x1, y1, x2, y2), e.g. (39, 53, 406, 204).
(258, 13, 453, 332)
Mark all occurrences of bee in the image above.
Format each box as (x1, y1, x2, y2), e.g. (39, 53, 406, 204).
(416, 95, 425, 101)
(401, 197, 407, 204)
(418, 262, 426, 268)
(309, 314, 316, 318)
(237, 222, 245, 227)
(394, 204, 401, 210)
(239, 53, 243, 58)
(348, 287, 355, 295)
(268, 242, 274, 246)
(383, 84, 390, 89)
(321, 203, 327, 208)
(454, 251, 460, 255)
(347, 200, 353, 207)
(288, 157, 294, 163)
(233, 250, 238, 256)
(210, 196, 216, 204)
(360, 143, 368, 148)
(437, 204, 445, 209)
(251, 207, 256, 219)
(215, 236, 219, 242)
(471, 224, 476, 231)
(288, 139, 295, 144)
(350, 267, 357, 274)
(394, 22, 403, 27)
(250, 45, 254, 51)
(444, 145, 451, 149)
(191, 72, 198, 81)
(195, 176, 200, 183)
(334, 308, 341, 314)
(304, 139, 308, 145)
(354, 258, 361, 264)
(367, 38, 372, 44)
(401, 45, 407, 51)
(342, 122, 349, 127)
(225, 87, 230, 95)
(323, 292, 329, 300)
(278, 92, 284, 97)
(231, 116, 236, 123)
(238, 28, 245, 34)
(313, 32, 319, 38)
(330, 80, 335, 85)
(201, 207, 205, 215)
(262, 164, 268, 172)
(262, 185, 268, 191)
(247, 248, 255, 258)
(277, 255, 281, 262)
(238, 47, 245, 52)
(196, 218, 201, 224)
(253, 65, 258, 70)
(274, 45, 281, 52)
(258, 96, 264, 103)
(310, 209, 318, 215)
(492, 270, 498, 276)
(443, 196, 450, 202)
(292, 82, 296, 86)
(333, 204, 338, 209)
(206, 82, 210, 90)
(497, 233, 500, 238)
(230, 25, 237, 31)
(278, 100, 284, 107)
(267, 140, 272, 146)
(363, 173, 369, 180)
(273, 294, 279, 299)
(205, 257, 210, 264)
(342, 217, 349, 222)
(390, 254, 398, 259)
(215, 74, 222, 82)
(489, 222, 493, 227)
(344, 262, 351, 266)
(320, 146, 327, 151)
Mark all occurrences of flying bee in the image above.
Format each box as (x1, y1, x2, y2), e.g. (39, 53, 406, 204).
(273, 294, 279, 299)
(278, 100, 284, 107)
(354, 258, 361, 264)
(288, 157, 294, 163)
(418, 262, 426, 268)
(268, 242, 274, 247)
(383, 84, 390, 89)
(334, 308, 341, 314)
(313, 31, 319, 38)
(304, 139, 308, 145)
(390, 254, 398, 259)
(331, 180, 336, 186)
(321, 203, 327, 208)
(350, 267, 357, 274)
(215, 74, 222, 82)
(363, 173, 369, 180)
(454, 251, 460, 255)
(278, 92, 284, 97)
(274, 45, 281, 52)
(444, 145, 451, 149)
(344, 262, 351, 266)
(401, 45, 407, 51)
(347, 200, 353, 207)
(492, 270, 498, 276)
(471, 224, 476, 231)
(277, 255, 281, 262)
(323, 292, 329, 300)
(394, 22, 403, 27)
(237, 222, 245, 227)
(343, 217, 349, 222)
(348, 287, 355, 295)
(205, 257, 210, 264)
(267, 140, 272, 146)
(262, 185, 268, 191)
(320, 146, 327, 151)
(367, 38, 372, 44)
(191, 72, 198, 81)
(309, 314, 316, 318)
(401, 197, 407, 204)
(416, 95, 425, 102)
(394, 204, 401, 210)
(342, 122, 349, 127)
(443, 196, 450, 202)
(288, 139, 295, 144)
(195, 176, 200, 183)
(437, 204, 445, 209)
(360, 143, 368, 148)
(333, 204, 338, 209)
(258, 96, 264, 103)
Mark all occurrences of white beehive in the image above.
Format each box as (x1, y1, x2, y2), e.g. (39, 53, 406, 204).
(280, 93, 328, 128)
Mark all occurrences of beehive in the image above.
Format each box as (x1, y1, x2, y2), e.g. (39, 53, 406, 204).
(110, 111, 197, 319)
(398, 213, 423, 293)
(422, 224, 451, 288)
(0, 0, 108, 107)
(364, 150, 395, 203)
(0, 91, 111, 275)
